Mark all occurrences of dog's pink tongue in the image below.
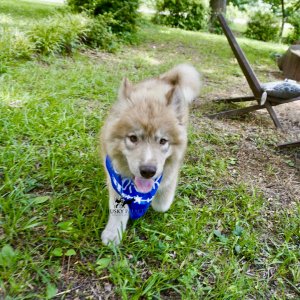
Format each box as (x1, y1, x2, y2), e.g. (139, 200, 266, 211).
(134, 177, 154, 193)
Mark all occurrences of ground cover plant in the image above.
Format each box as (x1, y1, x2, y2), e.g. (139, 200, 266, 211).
(0, 0, 299, 299)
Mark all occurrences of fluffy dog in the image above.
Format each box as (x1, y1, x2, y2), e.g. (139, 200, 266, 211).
(101, 64, 201, 245)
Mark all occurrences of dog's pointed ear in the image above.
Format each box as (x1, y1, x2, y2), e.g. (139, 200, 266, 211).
(166, 87, 185, 123)
(118, 78, 132, 101)
(166, 86, 176, 105)
(161, 73, 179, 86)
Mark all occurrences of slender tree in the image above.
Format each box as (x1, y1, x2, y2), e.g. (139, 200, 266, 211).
(265, 0, 300, 40)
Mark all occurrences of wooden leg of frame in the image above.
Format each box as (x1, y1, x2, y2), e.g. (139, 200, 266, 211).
(264, 102, 282, 129)
(213, 96, 256, 103)
(277, 141, 300, 149)
(207, 104, 262, 119)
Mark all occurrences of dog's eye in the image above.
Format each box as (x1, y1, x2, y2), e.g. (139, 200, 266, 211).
(128, 135, 138, 143)
(159, 138, 168, 145)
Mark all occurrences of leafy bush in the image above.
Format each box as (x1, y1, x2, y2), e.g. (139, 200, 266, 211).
(67, 0, 93, 12)
(153, 0, 209, 31)
(0, 28, 34, 63)
(67, 0, 140, 33)
(84, 13, 119, 52)
(94, 0, 140, 33)
(245, 11, 280, 42)
(28, 13, 88, 55)
(0, 12, 123, 61)
(0, 1, 141, 61)
(286, 12, 300, 44)
(0, 21, 32, 70)
(0, 16, 33, 62)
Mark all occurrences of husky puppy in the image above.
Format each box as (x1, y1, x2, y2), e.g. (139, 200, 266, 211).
(101, 64, 201, 245)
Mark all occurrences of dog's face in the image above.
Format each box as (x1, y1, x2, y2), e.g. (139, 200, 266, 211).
(103, 78, 187, 192)
(123, 127, 172, 180)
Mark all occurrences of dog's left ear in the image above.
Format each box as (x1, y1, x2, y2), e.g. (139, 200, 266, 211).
(118, 78, 132, 101)
(166, 87, 185, 123)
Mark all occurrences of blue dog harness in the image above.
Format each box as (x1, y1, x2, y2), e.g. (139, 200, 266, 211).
(105, 156, 163, 220)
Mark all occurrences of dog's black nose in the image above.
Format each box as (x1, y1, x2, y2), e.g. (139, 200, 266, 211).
(139, 165, 157, 179)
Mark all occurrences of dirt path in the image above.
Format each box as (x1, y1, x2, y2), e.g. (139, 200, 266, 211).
(192, 95, 300, 208)
(275, 101, 300, 134)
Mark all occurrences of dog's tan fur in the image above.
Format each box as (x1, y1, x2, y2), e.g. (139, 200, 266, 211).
(101, 64, 201, 245)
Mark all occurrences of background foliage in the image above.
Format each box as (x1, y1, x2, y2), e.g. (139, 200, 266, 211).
(153, 0, 209, 31)
(228, 0, 300, 42)
(67, 0, 140, 33)
(286, 12, 300, 43)
(28, 14, 88, 55)
(245, 11, 280, 42)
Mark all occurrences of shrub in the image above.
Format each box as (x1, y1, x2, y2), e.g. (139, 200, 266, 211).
(286, 12, 300, 44)
(67, 0, 93, 12)
(0, 28, 34, 61)
(28, 13, 88, 55)
(84, 13, 119, 52)
(245, 11, 280, 42)
(94, 0, 140, 33)
(67, 0, 140, 33)
(0, 7, 131, 62)
(153, 0, 209, 31)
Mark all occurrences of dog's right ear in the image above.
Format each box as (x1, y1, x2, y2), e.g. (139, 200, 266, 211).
(166, 86, 185, 123)
(118, 78, 132, 101)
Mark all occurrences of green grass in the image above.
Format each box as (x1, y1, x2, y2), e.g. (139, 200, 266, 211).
(0, 1, 299, 299)
(0, 0, 61, 20)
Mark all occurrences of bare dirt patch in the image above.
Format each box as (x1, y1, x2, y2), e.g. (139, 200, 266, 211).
(191, 97, 300, 209)
(275, 101, 300, 133)
(55, 266, 118, 300)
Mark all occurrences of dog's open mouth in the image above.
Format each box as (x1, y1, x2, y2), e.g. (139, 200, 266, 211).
(134, 177, 154, 193)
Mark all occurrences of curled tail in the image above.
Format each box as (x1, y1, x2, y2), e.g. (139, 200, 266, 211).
(160, 64, 202, 103)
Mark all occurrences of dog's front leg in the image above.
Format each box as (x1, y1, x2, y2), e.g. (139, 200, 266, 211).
(101, 184, 129, 245)
(151, 174, 178, 212)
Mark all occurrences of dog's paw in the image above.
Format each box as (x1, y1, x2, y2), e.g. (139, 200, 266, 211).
(151, 200, 171, 212)
(101, 227, 122, 246)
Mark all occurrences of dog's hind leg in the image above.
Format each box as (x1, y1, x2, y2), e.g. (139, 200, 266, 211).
(101, 184, 129, 245)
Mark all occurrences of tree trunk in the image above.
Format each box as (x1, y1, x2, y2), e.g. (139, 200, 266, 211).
(209, 0, 227, 33)
(210, 0, 226, 14)
(279, 0, 285, 41)
(277, 45, 300, 81)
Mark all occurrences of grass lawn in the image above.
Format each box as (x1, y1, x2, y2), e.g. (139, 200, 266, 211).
(0, 0, 299, 299)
